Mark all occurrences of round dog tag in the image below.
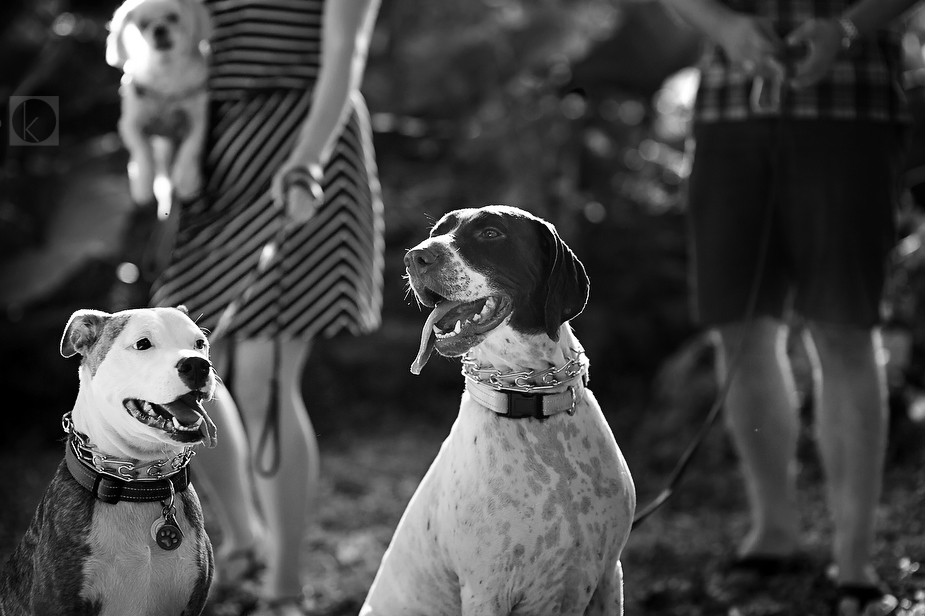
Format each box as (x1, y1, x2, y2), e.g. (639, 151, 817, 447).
(150, 518, 184, 551)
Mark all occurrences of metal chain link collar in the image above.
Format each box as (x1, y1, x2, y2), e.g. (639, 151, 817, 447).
(460, 348, 589, 393)
(62, 412, 195, 481)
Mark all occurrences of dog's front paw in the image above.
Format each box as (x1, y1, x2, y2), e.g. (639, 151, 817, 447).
(172, 166, 202, 200)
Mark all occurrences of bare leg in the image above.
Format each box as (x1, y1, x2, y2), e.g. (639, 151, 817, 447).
(803, 324, 887, 586)
(195, 345, 265, 582)
(231, 337, 320, 602)
(715, 317, 800, 558)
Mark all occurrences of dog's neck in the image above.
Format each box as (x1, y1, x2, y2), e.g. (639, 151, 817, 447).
(71, 370, 185, 464)
(467, 323, 583, 387)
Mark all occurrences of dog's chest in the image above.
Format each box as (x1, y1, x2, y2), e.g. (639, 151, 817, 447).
(140, 106, 191, 141)
(82, 496, 204, 616)
(428, 392, 632, 593)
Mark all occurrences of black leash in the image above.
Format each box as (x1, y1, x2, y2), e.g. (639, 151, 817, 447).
(211, 168, 321, 478)
(632, 54, 797, 529)
(254, 273, 286, 478)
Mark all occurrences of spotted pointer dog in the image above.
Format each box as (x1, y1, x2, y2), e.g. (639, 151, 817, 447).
(361, 205, 636, 616)
(0, 306, 217, 616)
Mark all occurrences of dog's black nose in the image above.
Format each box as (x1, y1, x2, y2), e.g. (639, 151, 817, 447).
(404, 246, 442, 274)
(153, 24, 168, 38)
(177, 357, 211, 389)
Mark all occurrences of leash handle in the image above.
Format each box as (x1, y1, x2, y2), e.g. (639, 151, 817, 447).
(216, 168, 324, 475)
(280, 164, 324, 223)
(254, 336, 283, 477)
(252, 170, 312, 477)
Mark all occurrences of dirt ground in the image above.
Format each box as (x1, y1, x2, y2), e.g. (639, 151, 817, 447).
(1, 371, 923, 616)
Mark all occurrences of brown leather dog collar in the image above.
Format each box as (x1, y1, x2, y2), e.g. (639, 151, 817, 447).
(64, 438, 191, 504)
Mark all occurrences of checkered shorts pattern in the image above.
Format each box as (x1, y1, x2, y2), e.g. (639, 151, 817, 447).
(694, 0, 911, 123)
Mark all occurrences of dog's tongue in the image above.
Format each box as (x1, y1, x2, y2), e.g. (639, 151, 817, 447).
(162, 392, 218, 448)
(411, 300, 461, 375)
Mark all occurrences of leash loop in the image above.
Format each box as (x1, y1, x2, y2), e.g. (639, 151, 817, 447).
(212, 167, 322, 478)
(254, 335, 283, 478)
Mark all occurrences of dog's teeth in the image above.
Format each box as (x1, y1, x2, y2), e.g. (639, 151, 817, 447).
(172, 417, 182, 431)
(472, 313, 481, 322)
(454, 320, 462, 334)
(485, 296, 497, 310)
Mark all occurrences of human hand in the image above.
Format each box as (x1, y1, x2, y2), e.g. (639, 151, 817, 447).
(715, 12, 786, 80)
(786, 18, 842, 88)
(271, 160, 324, 224)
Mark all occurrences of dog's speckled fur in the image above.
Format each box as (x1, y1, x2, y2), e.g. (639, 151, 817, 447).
(361, 206, 635, 616)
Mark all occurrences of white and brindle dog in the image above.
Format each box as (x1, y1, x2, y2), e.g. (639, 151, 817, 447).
(0, 306, 217, 616)
(361, 205, 636, 616)
(107, 0, 211, 208)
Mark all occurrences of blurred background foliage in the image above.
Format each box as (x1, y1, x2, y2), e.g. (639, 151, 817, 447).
(1, 0, 925, 454)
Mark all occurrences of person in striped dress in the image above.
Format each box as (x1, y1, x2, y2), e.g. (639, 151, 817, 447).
(660, 0, 917, 614)
(150, 0, 384, 613)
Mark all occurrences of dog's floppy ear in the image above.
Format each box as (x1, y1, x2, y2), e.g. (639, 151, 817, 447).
(106, 0, 138, 68)
(184, 0, 213, 56)
(61, 310, 111, 358)
(539, 220, 589, 341)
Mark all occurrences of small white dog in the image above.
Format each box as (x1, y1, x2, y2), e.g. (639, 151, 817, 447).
(107, 0, 211, 208)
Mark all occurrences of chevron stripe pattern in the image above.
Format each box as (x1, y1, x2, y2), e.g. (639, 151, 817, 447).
(150, 0, 384, 341)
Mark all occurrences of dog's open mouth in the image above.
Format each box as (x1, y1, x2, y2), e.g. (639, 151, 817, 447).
(412, 292, 513, 374)
(124, 392, 217, 447)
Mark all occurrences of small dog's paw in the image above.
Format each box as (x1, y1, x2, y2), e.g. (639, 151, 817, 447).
(172, 167, 202, 199)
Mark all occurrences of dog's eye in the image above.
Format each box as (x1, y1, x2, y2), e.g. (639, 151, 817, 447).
(479, 228, 503, 240)
(139, 19, 150, 30)
(195, 339, 207, 350)
(166, 12, 179, 23)
(133, 338, 152, 351)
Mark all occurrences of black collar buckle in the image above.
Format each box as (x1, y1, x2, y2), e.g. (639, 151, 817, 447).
(504, 391, 546, 420)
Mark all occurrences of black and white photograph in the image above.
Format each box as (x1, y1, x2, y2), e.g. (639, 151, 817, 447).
(1, 0, 925, 614)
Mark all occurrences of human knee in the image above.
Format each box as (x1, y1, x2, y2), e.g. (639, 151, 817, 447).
(806, 322, 880, 370)
(715, 317, 787, 369)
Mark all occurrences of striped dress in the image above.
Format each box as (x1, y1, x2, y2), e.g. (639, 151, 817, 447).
(150, 0, 384, 341)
